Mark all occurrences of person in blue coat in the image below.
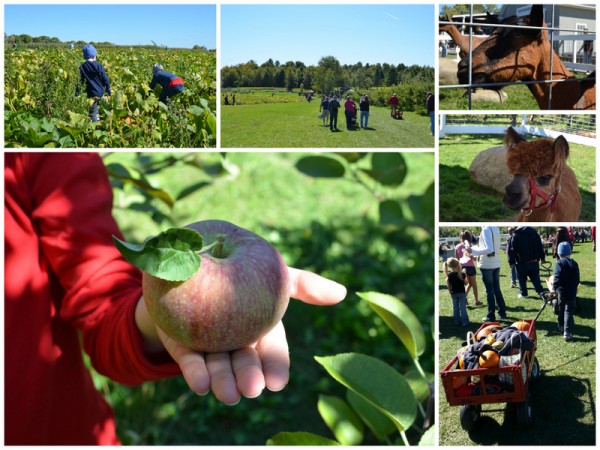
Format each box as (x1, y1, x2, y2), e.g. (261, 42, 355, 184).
(553, 241, 580, 341)
(150, 64, 184, 104)
(76, 44, 111, 122)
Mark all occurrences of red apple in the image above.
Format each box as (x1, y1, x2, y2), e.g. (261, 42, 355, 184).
(143, 220, 291, 352)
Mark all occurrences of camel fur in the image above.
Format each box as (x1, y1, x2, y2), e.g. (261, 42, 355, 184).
(502, 127, 581, 222)
(457, 5, 596, 110)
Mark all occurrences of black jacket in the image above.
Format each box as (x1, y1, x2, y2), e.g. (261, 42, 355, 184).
(508, 227, 545, 266)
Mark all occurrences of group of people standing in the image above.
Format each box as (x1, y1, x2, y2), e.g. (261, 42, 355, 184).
(319, 94, 371, 131)
(443, 226, 582, 341)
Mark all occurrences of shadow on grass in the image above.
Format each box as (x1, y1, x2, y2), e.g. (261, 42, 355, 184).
(439, 163, 596, 222)
(465, 373, 595, 445)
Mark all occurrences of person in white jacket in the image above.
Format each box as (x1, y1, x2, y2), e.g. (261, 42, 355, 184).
(467, 226, 508, 322)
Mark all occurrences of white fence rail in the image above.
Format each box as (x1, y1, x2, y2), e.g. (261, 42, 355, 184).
(440, 114, 596, 147)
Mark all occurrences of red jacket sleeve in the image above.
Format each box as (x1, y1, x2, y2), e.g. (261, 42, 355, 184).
(17, 153, 180, 385)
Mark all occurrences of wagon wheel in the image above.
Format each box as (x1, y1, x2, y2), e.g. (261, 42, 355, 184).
(530, 357, 541, 383)
(515, 390, 533, 428)
(459, 404, 481, 431)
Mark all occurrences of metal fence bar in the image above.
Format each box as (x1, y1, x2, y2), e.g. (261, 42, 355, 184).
(439, 6, 596, 109)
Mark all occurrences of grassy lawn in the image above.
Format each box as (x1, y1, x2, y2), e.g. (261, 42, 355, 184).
(221, 102, 434, 148)
(95, 152, 435, 445)
(438, 236, 596, 446)
(439, 83, 539, 110)
(439, 134, 596, 222)
(439, 73, 591, 111)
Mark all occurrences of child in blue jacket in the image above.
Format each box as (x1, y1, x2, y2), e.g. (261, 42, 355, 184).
(150, 64, 184, 104)
(76, 44, 111, 122)
(553, 241, 580, 341)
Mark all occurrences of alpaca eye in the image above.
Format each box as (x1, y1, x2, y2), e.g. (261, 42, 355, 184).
(537, 175, 553, 185)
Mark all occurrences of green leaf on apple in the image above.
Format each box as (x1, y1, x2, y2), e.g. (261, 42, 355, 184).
(113, 228, 204, 281)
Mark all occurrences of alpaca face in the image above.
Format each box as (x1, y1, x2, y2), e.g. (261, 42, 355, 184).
(502, 127, 569, 213)
(457, 5, 545, 87)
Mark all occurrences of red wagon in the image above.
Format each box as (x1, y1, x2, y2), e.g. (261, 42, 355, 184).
(440, 292, 553, 431)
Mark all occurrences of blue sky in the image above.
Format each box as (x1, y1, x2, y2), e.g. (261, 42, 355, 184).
(221, 4, 434, 67)
(4, 4, 216, 49)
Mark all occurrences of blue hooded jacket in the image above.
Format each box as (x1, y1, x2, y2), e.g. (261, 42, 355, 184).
(78, 60, 111, 98)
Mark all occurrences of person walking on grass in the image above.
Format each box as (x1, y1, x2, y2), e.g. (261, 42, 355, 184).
(507, 226, 545, 300)
(359, 94, 370, 128)
(554, 241, 580, 341)
(320, 95, 330, 127)
(426, 92, 435, 136)
(150, 64, 184, 104)
(344, 95, 357, 130)
(443, 257, 470, 327)
(467, 226, 507, 323)
(76, 44, 111, 122)
(454, 230, 482, 306)
(328, 96, 341, 132)
(387, 93, 399, 117)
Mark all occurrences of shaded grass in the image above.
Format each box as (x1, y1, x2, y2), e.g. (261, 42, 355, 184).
(439, 134, 596, 222)
(221, 102, 434, 148)
(438, 237, 596, 446)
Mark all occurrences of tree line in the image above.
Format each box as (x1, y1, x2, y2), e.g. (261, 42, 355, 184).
(222, 55, 433, 94)
(4, 33, 211, 51)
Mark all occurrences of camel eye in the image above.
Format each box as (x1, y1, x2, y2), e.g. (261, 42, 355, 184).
(537, 175, 553, 186)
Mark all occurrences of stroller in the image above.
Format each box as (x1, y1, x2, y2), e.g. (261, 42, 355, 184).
(350, 111, 359, 129)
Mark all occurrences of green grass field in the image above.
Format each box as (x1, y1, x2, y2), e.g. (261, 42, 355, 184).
(439, 73, 591, 111)
(438, 236, 596, 446)
(94, 152, 435, 445)
(439, 134, 596, 221)
(221, 102, 434, 148)
(439, 83, 539, 110)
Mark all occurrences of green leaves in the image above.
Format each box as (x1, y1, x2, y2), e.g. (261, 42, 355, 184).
(113, 228, 203, 281)
(362, 153, 407, 186)
(357, 292, 426, 360)
(315, 353, 418, 433)
(295, 155, 345, 178)
(267, 432, 341, 446)
(317, 395, 364, 445)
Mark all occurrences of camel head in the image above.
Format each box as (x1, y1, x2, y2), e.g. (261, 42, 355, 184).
(502, 127, 569, 216)
(457, 4, 547, 88)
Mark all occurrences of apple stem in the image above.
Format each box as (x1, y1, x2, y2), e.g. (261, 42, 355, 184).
(211, 236, 225, 258)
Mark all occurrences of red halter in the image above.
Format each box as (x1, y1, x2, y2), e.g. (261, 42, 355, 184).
(521, 177, 559, 216)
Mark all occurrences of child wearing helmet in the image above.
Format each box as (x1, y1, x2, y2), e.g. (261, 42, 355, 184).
(553, 241, 580, 341)
(149, 64, 184, 104)
(76, 44, 111, 122)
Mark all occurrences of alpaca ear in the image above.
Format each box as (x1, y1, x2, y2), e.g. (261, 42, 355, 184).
(504, 127, 526, 149)
(553, 135, 569, 160)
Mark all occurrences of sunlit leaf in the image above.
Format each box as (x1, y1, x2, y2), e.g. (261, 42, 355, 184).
(267, 432, 341, 446)
(357, 292, 426, 359)
(113, 228, 203, 281)
(317, 395, 364, 445)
